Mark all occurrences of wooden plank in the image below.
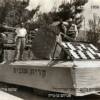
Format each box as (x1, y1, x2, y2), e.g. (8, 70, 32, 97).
(77, 50, 87, 59)
(86, 51, 95, 59)
(70, 50, 80, 59)
(90, 44, 98, 51)
(87, 47, 96, 55)
(11, 60, 73, 68)
(67, 43, 76, 50)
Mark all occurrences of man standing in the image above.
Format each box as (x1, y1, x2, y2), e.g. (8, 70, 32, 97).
(57, 18, 78, 59)
(14, 23, 27, 61)
(58, 18, 78, 42)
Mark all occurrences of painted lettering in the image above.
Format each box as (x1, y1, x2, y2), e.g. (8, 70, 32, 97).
(13, 68, 28, 74)
(13, 67, 47, 78)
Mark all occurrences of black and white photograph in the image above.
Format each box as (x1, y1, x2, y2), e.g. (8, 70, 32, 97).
(0, 0, 100, 100)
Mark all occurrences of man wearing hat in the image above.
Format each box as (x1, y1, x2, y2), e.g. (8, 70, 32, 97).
(14, 23, 27, 61)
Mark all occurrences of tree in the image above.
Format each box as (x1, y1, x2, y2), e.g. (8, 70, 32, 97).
(0, 0, 37, 27)
(4, 0, 28, 26)
(48, 0, 88, 29)
(87, 15, 100, 44)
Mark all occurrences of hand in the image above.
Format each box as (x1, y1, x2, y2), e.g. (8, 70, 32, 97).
(56, 34, 62, 44)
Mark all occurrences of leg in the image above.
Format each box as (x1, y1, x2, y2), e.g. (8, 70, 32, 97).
(14, 38, 21, 61)
(0, 45, 4, 63)
(19, 38, 26, 60)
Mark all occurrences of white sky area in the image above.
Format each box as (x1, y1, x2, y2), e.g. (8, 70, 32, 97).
(82, 0, 100, 30)
(26, 0, 70, 13)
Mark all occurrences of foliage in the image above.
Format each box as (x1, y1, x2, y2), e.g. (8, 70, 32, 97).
(0, 0, 38, 27)
(87, 16, 100, 44)
(47, 0, 88, 29)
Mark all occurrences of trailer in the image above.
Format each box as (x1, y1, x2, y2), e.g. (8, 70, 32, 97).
(0, 42, 100, 97)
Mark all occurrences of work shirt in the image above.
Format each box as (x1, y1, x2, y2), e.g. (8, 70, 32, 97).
(67, 24, 78, 40)
(15, 27, 27, 37)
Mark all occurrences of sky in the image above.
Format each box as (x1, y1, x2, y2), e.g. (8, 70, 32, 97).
(26, 0, 70, 13)
(82, 0, 100, 30)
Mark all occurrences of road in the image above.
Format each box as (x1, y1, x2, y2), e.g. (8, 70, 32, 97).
(0, 83, 100, 100)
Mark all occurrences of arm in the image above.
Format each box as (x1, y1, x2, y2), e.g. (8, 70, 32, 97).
(60, 32, 75, 42)
(3, 25, 16, 32)
(74, 25, 78, 40)
(62, 24, 67, 34)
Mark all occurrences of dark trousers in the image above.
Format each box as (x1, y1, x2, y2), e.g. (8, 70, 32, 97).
(0, 45, 4, 62)
(15, 37, 26, 61)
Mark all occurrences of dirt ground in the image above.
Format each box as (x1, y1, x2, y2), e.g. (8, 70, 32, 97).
(0, 84, 99, 100)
